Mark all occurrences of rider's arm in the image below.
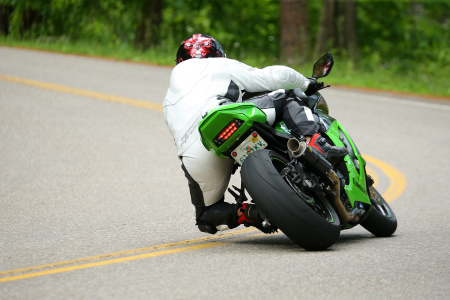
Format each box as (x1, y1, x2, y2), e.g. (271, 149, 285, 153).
(226, 59, 309, 93)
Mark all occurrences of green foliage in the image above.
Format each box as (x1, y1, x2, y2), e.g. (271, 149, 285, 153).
(1, 0, 143, 43)
(357, 1, 450, 68)
(161, 0, 280, 61)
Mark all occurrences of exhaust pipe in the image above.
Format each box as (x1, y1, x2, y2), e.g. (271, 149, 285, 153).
(287, 138, 307, 158)
(327, 170, 350, 224)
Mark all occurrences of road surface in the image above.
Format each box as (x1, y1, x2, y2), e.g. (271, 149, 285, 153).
(0, 47, 449, 299)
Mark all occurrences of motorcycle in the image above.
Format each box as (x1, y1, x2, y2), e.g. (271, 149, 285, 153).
(198, 53, 397, 250)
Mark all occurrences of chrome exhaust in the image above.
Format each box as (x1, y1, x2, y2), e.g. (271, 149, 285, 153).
(287, 138, 307, 158)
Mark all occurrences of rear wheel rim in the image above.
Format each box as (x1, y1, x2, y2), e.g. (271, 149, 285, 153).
(271, 155, 334, 222)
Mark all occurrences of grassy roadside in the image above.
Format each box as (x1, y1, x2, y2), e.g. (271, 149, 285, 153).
(1, 37, 449, 99)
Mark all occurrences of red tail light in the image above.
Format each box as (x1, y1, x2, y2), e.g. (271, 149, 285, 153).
(213, 119, 243, 146)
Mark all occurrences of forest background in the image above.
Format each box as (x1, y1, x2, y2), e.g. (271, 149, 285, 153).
(0, 0, 449, 97)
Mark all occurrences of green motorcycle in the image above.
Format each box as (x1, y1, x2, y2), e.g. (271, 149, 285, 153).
(198, 53, 397, 250)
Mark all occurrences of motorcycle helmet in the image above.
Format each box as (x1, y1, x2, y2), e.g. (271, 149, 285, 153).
(175, 34, 226, 65)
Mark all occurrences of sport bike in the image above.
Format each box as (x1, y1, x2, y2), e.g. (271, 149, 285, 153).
(198, 53, 397, 250)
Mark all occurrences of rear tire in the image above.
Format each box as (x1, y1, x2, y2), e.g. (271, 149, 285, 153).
(361, 187, 397, 237)
(241, 150, 340, 250)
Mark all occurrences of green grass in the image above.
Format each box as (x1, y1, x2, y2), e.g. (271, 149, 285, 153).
(1, 37, 449, 98)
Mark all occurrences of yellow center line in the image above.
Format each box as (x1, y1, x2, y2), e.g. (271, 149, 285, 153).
(0, 74, 407, 282)
(0, 74, 163, 111)
(363, 154, 407, 202)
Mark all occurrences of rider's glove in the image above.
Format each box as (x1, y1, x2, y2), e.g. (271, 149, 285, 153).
(304, 78, 325, 96)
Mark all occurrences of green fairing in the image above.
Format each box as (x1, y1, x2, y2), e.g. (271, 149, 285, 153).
(275, 121, 291, 134)
(325, 120, 370, 206)
(198, 103, 267, 159)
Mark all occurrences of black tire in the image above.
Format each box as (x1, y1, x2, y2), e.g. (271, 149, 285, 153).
(241, 149, 340, 250)
(360, 187, 397, 237)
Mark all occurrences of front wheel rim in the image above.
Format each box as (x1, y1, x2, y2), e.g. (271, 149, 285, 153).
(369, 187, 392, 218)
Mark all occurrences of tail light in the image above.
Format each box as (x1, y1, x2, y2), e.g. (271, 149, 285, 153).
(213, 118, 244, 146)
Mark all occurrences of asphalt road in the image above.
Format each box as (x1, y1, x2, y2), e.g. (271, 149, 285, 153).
(0, 46, 449, 299)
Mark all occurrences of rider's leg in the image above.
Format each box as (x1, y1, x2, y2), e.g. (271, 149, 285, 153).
(245, 89, 347, 164)
(285, 101, 348, 163)
(181, 139, 239, 234)
(182, 139, 272, 234)
(308, 133, 348, 165)
(282, 97, 320, 137)
(243, 89, 319, 136)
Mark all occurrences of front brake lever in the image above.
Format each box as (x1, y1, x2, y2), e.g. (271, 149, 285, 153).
(317, 84, 331, 91)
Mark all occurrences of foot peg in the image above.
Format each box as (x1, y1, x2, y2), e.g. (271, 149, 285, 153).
(228, 185, 248, 204)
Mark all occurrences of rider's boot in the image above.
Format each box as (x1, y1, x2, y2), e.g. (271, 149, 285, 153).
(237, 203, 273, 233)
(308, 133, 348, 165)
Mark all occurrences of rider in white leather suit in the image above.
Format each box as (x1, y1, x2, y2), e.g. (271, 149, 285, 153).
(163, 34, 347, 234)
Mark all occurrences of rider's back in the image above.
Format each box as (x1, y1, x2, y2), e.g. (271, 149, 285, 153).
(163, 57, 308, 156)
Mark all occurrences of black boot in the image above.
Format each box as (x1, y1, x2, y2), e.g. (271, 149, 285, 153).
(309, 133, 348, 164)
(195, 200, 240, 235)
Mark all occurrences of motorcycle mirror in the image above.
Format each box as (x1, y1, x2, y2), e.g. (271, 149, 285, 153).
(312, 52, 334, 78)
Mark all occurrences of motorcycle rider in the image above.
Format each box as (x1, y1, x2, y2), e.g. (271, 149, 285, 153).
(163, 34, 348, 234)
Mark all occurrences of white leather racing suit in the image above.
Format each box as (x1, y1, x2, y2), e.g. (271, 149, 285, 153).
(163, 57, 310, 231)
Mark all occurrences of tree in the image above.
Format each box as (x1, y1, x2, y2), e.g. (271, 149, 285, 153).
(280, 0, 310, 64)
(314, 0, 338, 56)
(0, 5, 13, 36)
(19, 8, 42, 37)
(134, 0, 163, 49)
(343, 0, 357, 58)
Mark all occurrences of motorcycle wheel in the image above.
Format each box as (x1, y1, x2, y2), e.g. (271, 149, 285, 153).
(360, 187, 397, 237)
(241, 149, 340, 251)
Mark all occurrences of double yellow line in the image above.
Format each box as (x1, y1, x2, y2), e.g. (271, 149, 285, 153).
(0, 73, 406, 283)
(0, 228, 265, 283)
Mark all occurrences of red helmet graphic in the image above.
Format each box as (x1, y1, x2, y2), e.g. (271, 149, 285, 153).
(176, 34, 226, 65)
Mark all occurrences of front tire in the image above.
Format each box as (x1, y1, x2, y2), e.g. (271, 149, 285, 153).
(241, 150, 340, 250)
(361, 187, 397, 237)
